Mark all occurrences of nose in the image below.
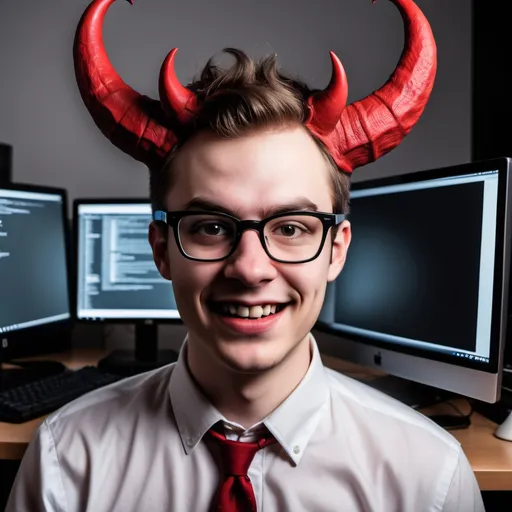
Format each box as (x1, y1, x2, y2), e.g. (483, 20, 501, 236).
(223, 229, 278, 286)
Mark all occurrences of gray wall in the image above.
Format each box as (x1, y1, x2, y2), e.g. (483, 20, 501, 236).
(0, 0, 471, 349)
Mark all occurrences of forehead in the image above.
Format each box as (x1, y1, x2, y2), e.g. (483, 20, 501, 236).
(166, 126, 333, 215)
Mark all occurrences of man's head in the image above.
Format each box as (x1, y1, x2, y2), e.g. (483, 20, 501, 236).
(145, 51, 351, 374)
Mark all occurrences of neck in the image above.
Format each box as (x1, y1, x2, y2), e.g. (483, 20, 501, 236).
(187, 335, 312, 428)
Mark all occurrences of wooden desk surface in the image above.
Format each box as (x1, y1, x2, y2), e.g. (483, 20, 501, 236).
(1, 350, 512, 491)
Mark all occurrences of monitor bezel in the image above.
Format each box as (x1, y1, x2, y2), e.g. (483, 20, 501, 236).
(72, 197, 182, 325)
(315, 156, 511, 379)
(0, 181, 73, 360)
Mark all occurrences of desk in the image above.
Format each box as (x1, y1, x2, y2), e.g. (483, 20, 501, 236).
(1, 350, 512, 491)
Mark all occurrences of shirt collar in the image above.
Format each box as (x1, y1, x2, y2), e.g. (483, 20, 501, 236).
(170, 340, 224, 454)
(169, 334, 330, 465)
(264, 336, 330, 464)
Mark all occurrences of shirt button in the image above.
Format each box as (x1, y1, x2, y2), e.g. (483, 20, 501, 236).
(186, 437, 195, 446)
(293, 445, 300, 454)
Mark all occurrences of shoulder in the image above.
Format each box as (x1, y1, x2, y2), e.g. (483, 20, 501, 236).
(45, 363, 177, 444)
(325, 367, 460, 448)
(320, 370, 483, 510)
(10, 365, 180, 512)
(323, 367, 464, 494)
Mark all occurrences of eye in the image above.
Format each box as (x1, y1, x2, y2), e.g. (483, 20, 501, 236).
(195, 222, 231, 236)
(275, 223, 307, 238)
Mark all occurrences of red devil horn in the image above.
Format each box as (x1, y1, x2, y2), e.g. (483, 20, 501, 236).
(159, 48, 198, 124)
(306, 51, 348, 137)
(307, 0, 437, 173)
(73, 0, 181, 169)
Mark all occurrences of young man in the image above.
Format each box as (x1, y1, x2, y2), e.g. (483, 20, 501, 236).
(7, 0, 485, 510)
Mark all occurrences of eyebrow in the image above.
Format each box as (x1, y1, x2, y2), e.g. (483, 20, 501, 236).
(182, 197, 320, 218)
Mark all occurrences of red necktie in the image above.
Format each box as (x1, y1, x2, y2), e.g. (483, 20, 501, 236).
(207, 427, 276, 512)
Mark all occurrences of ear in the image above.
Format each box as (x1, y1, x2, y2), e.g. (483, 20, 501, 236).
(327, 220, 351, 282)
(148, 221, 172, 281)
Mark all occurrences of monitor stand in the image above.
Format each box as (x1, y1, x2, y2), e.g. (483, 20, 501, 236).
(472, 375, 512, 441)
(97, 323, 179, 377)
(363, 375, 450, 409)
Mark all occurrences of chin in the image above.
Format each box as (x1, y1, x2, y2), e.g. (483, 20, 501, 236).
(216, 340, 286, 374)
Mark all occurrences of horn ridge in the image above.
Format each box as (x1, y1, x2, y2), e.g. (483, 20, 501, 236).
(305, 51, 348, 136)
(308, 0, 436, 173)
(73, 0, 178, 169)
(159, 48, 199, 124)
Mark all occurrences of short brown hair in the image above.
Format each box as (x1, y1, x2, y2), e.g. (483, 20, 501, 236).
(149, 48, 350, 216)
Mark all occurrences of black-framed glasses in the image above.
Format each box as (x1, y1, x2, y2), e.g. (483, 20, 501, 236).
(153, 210, 345, 263)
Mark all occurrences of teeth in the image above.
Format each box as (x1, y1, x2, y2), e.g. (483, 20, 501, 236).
(221, 303, 282, 319)
(238, 306, 250, 318)
(249, 305, 264, 318)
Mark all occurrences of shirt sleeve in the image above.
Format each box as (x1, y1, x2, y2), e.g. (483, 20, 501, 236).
(5, 419, 67, 512)
(442, 446, 485, 512)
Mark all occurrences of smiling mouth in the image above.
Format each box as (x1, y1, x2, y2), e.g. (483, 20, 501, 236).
(209, 302, 289, 320)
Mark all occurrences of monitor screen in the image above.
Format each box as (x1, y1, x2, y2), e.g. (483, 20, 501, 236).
(0, 185, 70, 335)
(315, 157, 512, 403)
(74, 201, 179, 321)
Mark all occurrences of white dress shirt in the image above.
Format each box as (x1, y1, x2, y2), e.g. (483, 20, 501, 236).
(6, 336, 484, 512)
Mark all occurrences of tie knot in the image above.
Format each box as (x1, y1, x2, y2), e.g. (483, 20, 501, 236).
(207, 428, 276, 477)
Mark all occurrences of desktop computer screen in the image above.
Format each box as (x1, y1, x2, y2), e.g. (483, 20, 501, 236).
(315, 157, 512, 403)
(73, 199, 180, 375)
(74, 200, 179, 321)
(0, 183, 71, 359)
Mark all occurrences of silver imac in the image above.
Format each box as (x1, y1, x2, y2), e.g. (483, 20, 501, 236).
(314, 157, 512, 404)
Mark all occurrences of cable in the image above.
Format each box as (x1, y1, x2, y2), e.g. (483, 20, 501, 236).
(427, 398, 473, 430)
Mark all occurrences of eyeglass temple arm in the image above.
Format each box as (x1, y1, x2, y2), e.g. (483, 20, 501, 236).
(334, 214, 345, 225)
(153, 210, 167, 223)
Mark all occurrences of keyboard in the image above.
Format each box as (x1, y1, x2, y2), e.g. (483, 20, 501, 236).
(0, 366, 123, 423)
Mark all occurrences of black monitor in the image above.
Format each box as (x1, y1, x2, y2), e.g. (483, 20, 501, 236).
(315, 157, 511, 406)
(73, 199, 181, 375)
(0, 183, 72, 362)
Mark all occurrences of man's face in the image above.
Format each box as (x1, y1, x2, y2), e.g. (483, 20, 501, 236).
(149, 126, 351, 374)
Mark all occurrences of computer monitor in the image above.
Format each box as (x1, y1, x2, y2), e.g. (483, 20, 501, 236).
(315, 157, 512, 405)
(0, 183, 72, 361)
(73, 199, 181, 375)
